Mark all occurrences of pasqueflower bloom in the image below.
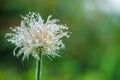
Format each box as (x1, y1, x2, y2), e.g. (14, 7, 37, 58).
(6, 12, 69, 60)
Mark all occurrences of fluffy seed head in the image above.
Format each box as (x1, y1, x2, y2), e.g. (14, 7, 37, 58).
(6, 12, 69, 60)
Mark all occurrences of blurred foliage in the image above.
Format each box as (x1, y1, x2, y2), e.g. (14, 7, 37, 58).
(0, 0, 120, 80)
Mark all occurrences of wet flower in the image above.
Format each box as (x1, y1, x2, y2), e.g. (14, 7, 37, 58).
(6, 12, 69, 60)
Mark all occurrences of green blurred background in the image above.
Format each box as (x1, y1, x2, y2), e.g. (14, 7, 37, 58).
(1, 0, 120, 80)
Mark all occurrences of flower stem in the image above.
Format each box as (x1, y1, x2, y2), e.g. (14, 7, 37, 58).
(36, 53, 42, 80)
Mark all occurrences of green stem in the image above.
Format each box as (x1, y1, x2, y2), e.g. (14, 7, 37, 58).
(36, 53, 42, 80)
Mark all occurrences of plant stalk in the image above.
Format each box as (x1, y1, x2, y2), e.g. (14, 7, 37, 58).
(36, 53, 42, 80)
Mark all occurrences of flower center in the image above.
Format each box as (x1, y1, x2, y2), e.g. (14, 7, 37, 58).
(33, 46, 44, 54)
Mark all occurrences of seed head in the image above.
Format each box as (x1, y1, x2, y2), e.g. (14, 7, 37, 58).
(6, 12, 69, 60)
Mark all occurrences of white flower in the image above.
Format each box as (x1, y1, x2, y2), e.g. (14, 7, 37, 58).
(6, 12, 69, 60)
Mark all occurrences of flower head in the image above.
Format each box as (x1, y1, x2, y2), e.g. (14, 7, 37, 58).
(6, 12, 69, 60)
